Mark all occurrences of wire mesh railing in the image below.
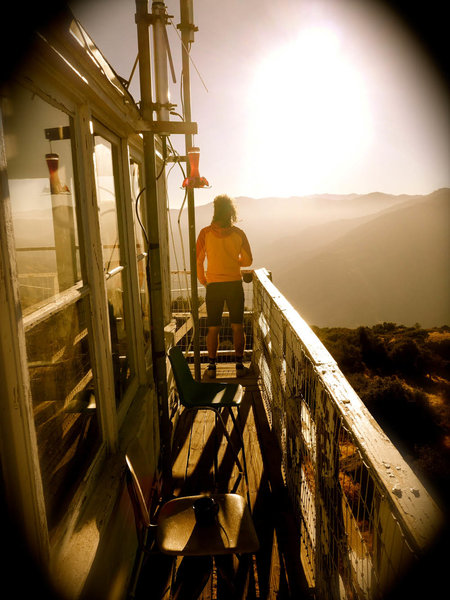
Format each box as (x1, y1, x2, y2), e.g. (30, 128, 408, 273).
(170, 270, 253, 362)
(168, 267, 443, 598)
(251, 268, 443, 599)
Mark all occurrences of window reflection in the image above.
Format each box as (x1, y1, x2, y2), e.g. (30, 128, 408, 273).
(130, 158, 146, 257)
(26, 299, 100, 532)
(3, 84, 81, 313)
(94, 134, 134, 402)
(138, 261, 151, 348)
(106, 271, 132, 401)
(3, 83, 100, 534)
(94, 136, 120, 271)
(130, 157, 151, 346)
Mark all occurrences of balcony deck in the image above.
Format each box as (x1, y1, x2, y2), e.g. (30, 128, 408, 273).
(132, 269, 443, 600)
(133, 362, 311, 599)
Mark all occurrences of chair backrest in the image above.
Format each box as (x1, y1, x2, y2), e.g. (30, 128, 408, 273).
(125, 454, 151, 530)
(168, 345, 198, 406)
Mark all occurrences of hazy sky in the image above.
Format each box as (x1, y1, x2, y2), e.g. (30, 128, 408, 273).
(68, 0, 448, 207)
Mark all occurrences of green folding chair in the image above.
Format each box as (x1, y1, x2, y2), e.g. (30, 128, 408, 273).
(168, 345, 249, 493)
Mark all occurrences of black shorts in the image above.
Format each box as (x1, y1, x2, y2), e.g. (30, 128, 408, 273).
(205, 281, 245, 326)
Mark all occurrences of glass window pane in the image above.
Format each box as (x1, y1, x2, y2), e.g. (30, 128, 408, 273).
(26, 298, 100, 533)
(156, 158, 171, 322)
(137, 257, 151, 348)
(129, 157, 151, 347)
(94, 136, 120, 271)
(106, 271, 133, 400)
(94, 133, 135, 401)
(3, 84, 81, 313)
(130, 158, 146, 256)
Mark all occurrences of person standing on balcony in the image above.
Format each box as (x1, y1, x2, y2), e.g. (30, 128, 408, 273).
(196, 194, 253, 378)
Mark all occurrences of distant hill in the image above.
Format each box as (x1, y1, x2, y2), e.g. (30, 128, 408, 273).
(169, 189, 450, 327)
(276, 189, 449, 327)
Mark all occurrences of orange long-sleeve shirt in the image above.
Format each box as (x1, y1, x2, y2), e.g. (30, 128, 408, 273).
(196, 223, 253, 285)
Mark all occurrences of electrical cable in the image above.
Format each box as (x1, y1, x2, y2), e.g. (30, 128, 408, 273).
(156, 156, 167, 180)
(99, 204, 119, 275)
(168, 18, 209, 93)
(136, 151, 193, 354)
(166, 182, 189, 314)
(134, 187, 149, 247)
(134, 186, 158, 344)
(166, 176, 194, 355)
(165, 129, 201, 356)
(164, 160, 184, 284)
(167, 136, 186, 181)
(133, 145, 188, 323)
(125, 54, 139, 89)
(134, 174, 189, 331)
(166, 139, 191, 310)
(133, 187, 154, 342)
(179, 68, 185, 121)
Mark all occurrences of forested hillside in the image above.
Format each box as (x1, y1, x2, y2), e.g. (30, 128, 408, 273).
(314, 322, 450, 508)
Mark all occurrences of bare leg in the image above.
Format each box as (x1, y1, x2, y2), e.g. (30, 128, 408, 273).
(206, 326, 220, 359)
(232, 323, 248, 376)
(231, 323, 245, 358)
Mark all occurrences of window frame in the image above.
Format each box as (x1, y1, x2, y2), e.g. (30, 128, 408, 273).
(0, 88, 115, 539)
(0, 101, 50, 561)
(0, 9, 163, 581)
(92, 120, 147, 422)
(0, 78, 150, 555)
(128, 143, 152, 361)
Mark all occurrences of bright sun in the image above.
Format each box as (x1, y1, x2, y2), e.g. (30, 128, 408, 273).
(245, 26, 373, 197)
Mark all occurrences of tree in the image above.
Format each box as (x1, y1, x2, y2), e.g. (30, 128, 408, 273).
(388, 338, 425, 378)
(358, 327, 389, 373)
(360, 377, 438, 451)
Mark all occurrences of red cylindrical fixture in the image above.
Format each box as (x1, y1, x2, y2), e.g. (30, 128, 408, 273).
(45, 153, 69, 194)
(188, 146, 200, 178)
(182, 146, 209, 188)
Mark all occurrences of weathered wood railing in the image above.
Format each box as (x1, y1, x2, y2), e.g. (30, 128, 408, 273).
(251, 268, 443, 599)
(170, 267, 443, 599)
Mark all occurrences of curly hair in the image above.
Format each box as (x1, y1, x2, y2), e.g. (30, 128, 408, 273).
(212, 194, 237, 227)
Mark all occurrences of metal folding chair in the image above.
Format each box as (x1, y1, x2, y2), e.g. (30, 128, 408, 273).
(125, 455, 259, 599)
(125, 455, 157, 598)
(168, 345, 249, 494)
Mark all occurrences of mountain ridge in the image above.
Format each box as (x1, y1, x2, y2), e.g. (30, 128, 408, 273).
(274, 189, 449, 327)
(169, 188, 449, 327)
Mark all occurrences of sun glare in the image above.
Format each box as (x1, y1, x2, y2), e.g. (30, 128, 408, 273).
(245, 26, 373, 197)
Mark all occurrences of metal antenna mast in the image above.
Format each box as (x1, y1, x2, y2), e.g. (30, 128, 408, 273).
(134, 0, 172, 491)
(179, 0, 201, 380)
(134, 0, 199, 490)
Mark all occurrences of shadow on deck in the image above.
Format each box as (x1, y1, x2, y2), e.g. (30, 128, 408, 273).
(133, 363, 312, 599)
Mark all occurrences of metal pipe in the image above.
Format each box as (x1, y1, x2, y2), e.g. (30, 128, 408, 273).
(179, 0, 200, 380)
(152, 1, 170, 122)
(135, 0, 172, 488)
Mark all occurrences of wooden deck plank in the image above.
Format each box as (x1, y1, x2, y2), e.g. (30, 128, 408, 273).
(134, 364, 311, 599)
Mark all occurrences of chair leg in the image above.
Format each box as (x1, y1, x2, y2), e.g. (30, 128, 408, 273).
(215, 409, 244, 475)
(214, 412, 218, 487)
(215, 554, 238, 597)
(183, 407, 246, 494)
(229, 407, 251, 507)
(169, 556, 177, 600)
(170, 556, 213, 600)
(127, 527, 149, 598)
(185, 410, 195, 482)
